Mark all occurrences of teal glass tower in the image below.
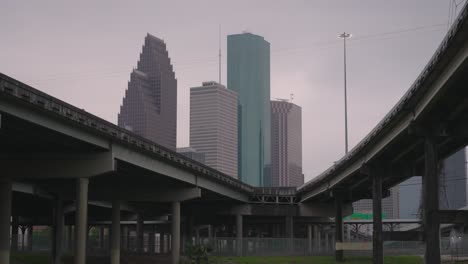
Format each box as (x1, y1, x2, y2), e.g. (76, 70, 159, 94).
(227, 32, 271, 186)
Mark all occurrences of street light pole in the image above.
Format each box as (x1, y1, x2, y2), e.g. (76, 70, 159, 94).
(339, 32, 352, 154)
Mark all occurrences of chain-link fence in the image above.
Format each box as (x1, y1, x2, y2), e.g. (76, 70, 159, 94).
(10, 230, 468, 259)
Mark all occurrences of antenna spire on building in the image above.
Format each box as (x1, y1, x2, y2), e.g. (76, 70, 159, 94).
(218, 24, 222, 84)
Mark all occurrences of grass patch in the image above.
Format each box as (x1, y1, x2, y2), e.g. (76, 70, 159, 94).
(11, 253, 51, 264)
(212, 256, 424, 264)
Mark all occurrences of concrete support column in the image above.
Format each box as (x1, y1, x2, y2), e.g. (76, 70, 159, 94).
(236, 214, 243, 256)
(136, 214, 143, 253)
(307, 225, 312, 254)
(66, 226, 72, 251)
(111, 200, 121, 264)
(372, 168, 383, 264)
(27, 225, 33, 252)
(285, 216, 293, 253)
(126, 226, 130, 251)
(20, 226, 26, 251)
(11, 216, 18, 252)
(325, 232, 329, 253)
(424, 136, 441, 264)
(335, 195, 344, 262)
(0, 180, 12, 264)
(53, 196, 65, 264)
(99, 226, 105, 249)
(171, 201, 181, 264)
(314, 225, 321, 253)
(160, 232, 165, 254)
(148, 225, 155, 254)
(74, 178, 89, 264)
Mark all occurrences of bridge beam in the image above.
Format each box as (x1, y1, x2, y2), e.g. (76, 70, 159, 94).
(423, 136, 441, 264)
(372, 165, 383, 264)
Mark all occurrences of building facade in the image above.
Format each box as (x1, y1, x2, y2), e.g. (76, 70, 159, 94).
(118, 34, 177, 150)
(353, 187, 400, 219)
(227, 32, 271, 186)
(440, 148, 467, 209)
(270, 100, 303, 187)
(177, 147, 206, 164)
(190, 81, 238, 178)
(398, 148, 467, 218)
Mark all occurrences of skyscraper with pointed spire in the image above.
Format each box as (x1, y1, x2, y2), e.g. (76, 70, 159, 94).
(118, 34, 177, 150)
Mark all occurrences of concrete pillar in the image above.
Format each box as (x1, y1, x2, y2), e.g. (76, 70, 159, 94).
(148, 225, 155, 254)
(236, 214, 243, 256)
(74, 178, 89, 264)
(372, 167, 383, 264)
(160, 232, 165, 254)
(53, 196, 64, 264)
(325, 232, 329, 253)
(307, 225, 312, 254)
(99, 226, 105, 249)
(111, 200, 120, 264)
(424, 136, 441, 264)
(27, 225, 33, 252)
(285, 216, 293, 253)
(125, 226, 130, 252)
(20, 226, 26, 251)
(314, 225, 321, 253)
(11, 216, 18, 252)
(335, 195, 344, 262)
(0, 180, 12, 264)
(136, 214, 144, 253)
(66, 225, 72, 251)
(171, 201, 181, 264)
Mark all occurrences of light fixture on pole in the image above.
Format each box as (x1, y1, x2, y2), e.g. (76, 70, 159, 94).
(338, 32, 352, 154)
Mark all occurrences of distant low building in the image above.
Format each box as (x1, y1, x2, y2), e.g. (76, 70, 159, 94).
(177, 147, 205, 164)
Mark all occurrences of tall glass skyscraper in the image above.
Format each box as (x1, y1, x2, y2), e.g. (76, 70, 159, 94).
(227, 32, 271, 186)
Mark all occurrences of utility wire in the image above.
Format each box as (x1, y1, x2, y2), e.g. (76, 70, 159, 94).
(27, 22, 449, 85)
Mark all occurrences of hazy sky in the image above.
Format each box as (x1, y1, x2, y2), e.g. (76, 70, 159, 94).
(1, 0, 461, 182)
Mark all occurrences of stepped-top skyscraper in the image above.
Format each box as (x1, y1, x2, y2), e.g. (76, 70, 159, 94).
(118, 34, 177, 150)
(228, 32, 271, 186)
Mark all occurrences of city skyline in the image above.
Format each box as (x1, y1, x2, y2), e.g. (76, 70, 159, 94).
(0, 0, 459, 182)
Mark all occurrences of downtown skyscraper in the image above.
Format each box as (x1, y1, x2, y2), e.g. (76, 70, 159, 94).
(118, 34, 177, 150)
(228, 32, 271, 186)
(271, 100, 303, 187)
(190, 82, 238, 178)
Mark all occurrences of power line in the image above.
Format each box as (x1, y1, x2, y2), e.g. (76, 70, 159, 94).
(26, 22, 449, 85)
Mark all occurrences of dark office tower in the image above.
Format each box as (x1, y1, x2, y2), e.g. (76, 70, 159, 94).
(270, 100, 303, 187)
(440, 149, 467, 209)
(118, 34, 177, 150)
(228, 32, 271, 186)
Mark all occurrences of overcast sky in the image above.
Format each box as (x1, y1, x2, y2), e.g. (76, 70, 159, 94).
(1, 0, 462, 182)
